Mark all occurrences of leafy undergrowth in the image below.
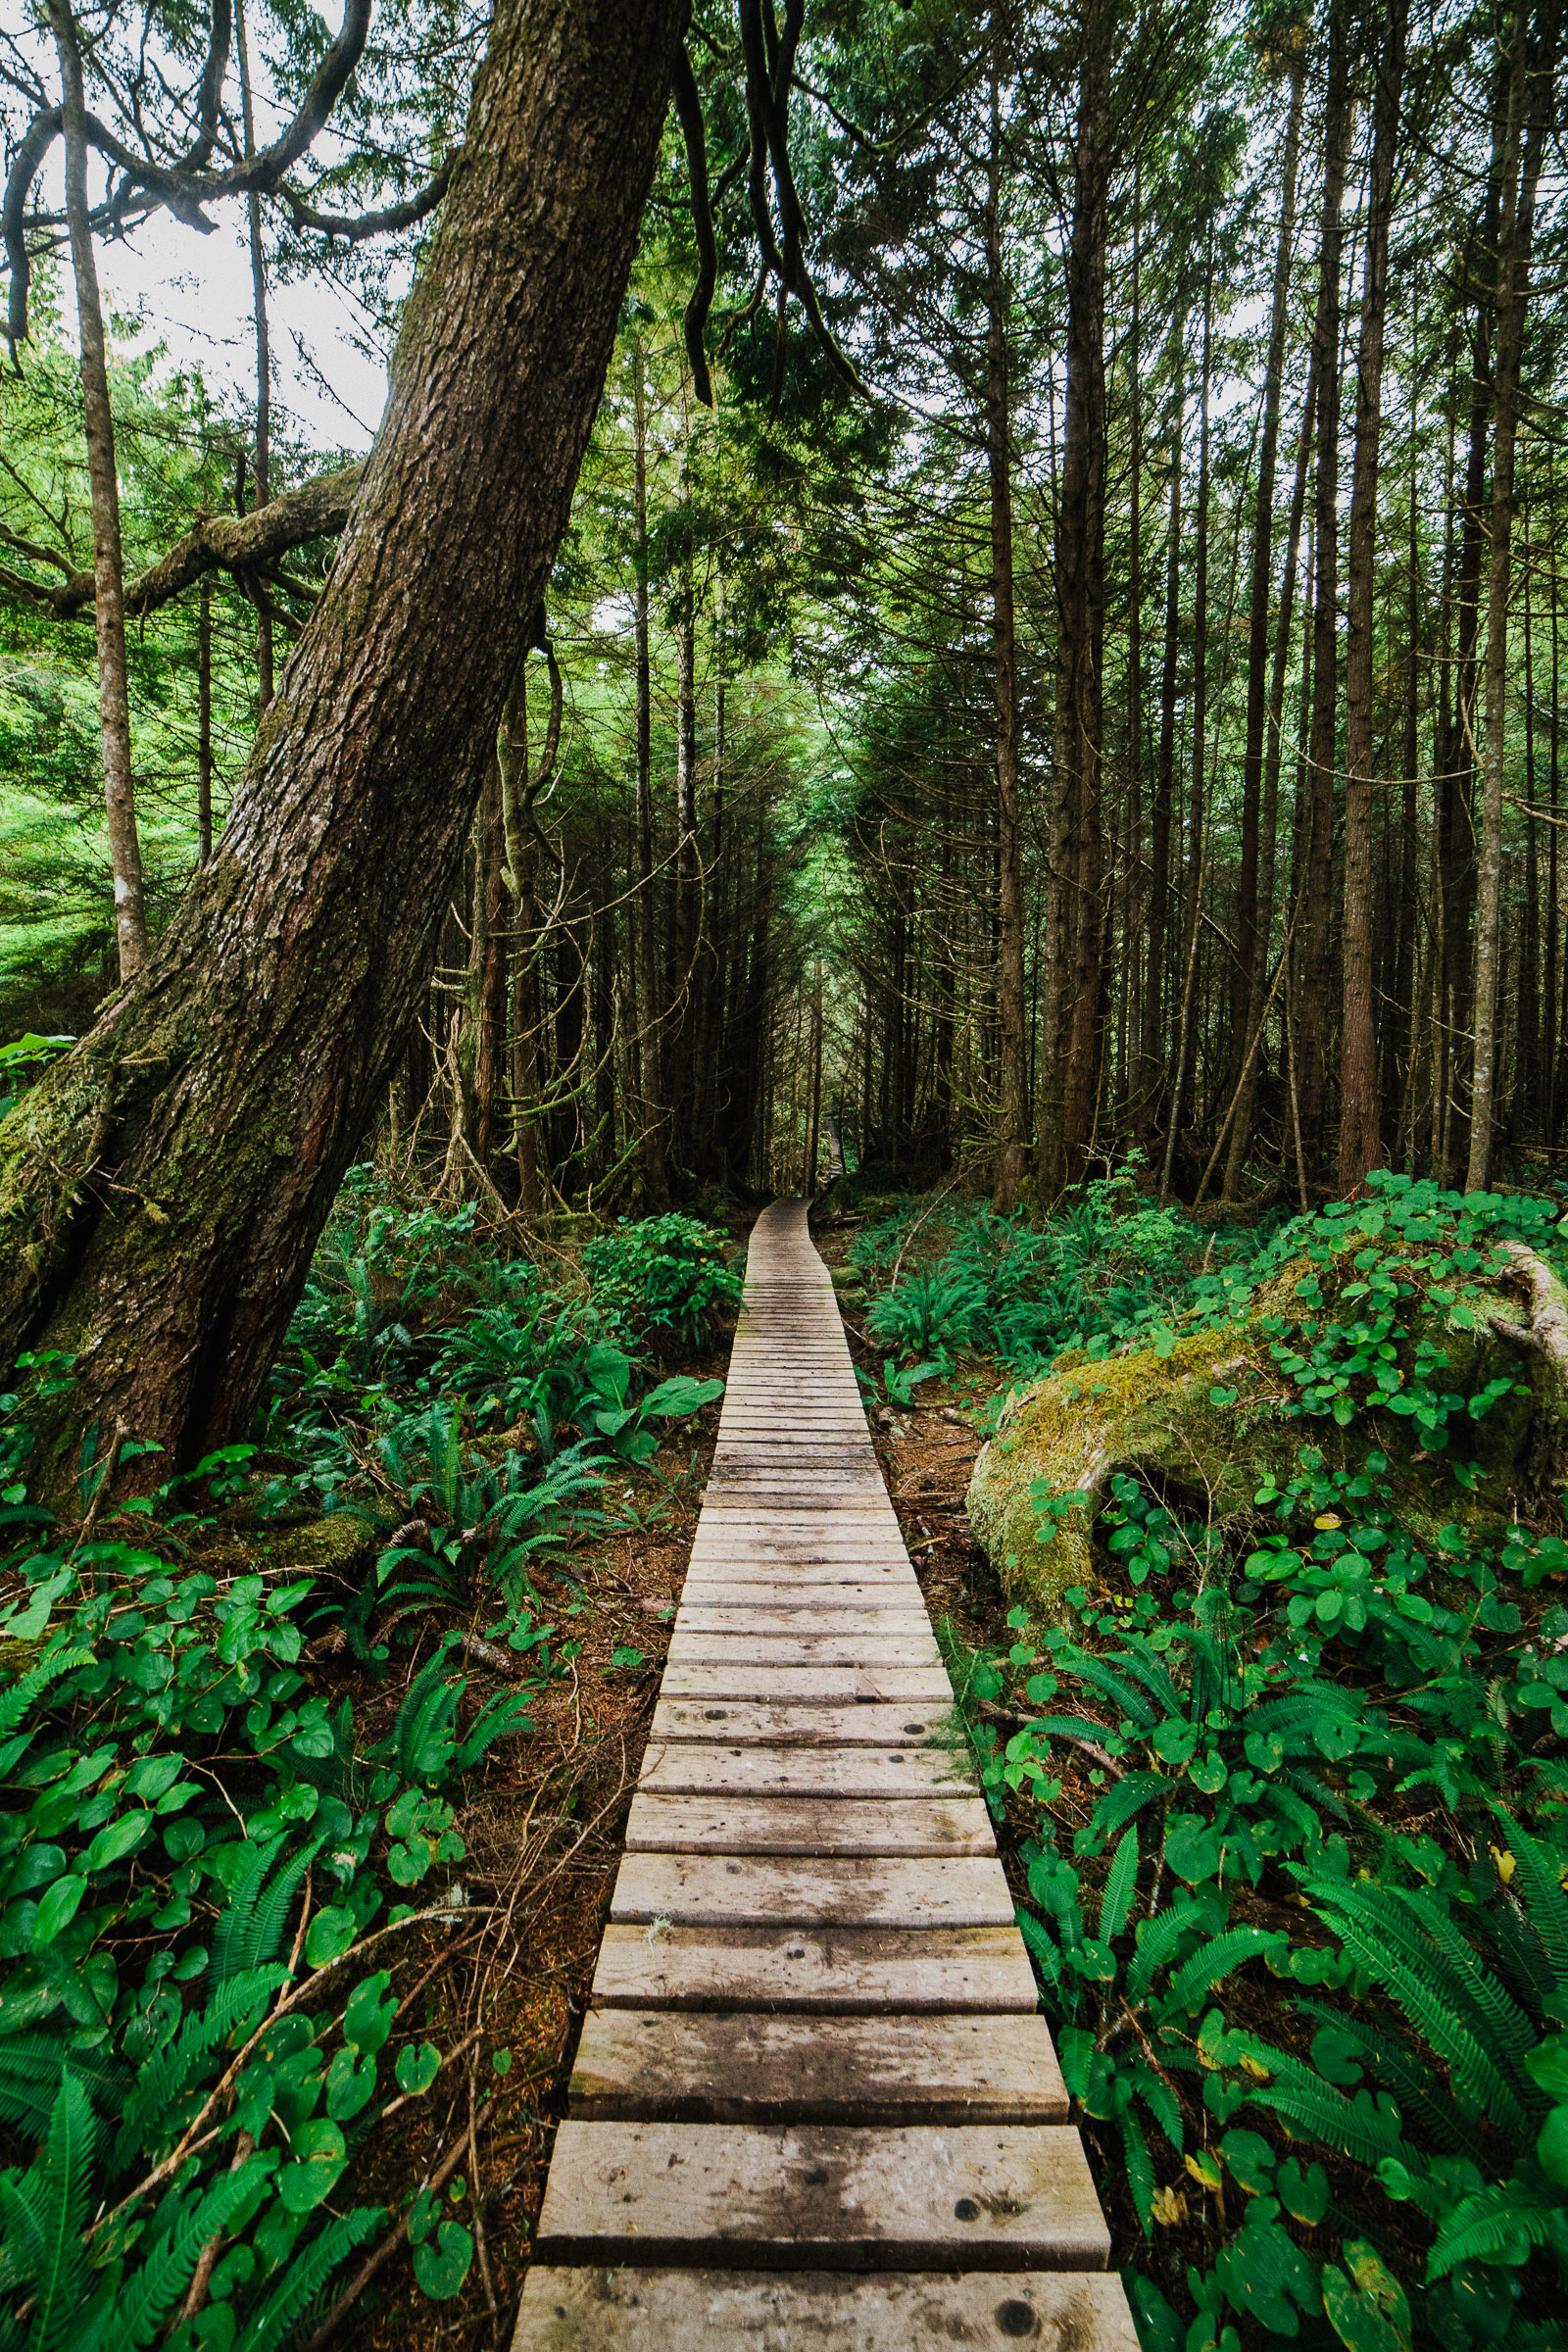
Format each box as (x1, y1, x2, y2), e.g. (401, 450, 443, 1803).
(824, 1173, 1568, 2352)
(0, 1176, 746, 2351)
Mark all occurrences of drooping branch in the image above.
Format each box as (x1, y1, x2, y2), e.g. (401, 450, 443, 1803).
(669, 50, 715, 406)
(278, 151, 464, 243)
(4, 0, 377, 348)
(1, 463, 362, 621)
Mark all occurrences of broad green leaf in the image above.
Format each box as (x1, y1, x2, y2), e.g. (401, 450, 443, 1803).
(34, 1873, 86, 1945)
(343, 1972, 397, 2056)
(396, 2041, 441, 2095)
(306, 1904, 359, 1969)
(277, 2118, 347, 2213)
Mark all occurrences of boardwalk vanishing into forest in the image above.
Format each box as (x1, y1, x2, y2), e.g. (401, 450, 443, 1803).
(513, 1200, 1134, 2348)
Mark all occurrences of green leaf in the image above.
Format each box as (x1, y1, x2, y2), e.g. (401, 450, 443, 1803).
(1321, 2240, 1411, 2352)
(82, 1811, 154, 1872)
(396, 2041, 441, 2096)
(305, 1904, 359, 1968)
(610, 1647, 647, 1670)
(34, 1874, 86, 1945)
(411, 2213, 473, 2299)
(277, 2118, 348, 2213)
(343, 1972, 397, 2056)
(1163, 1816, 1221, 1886)
(1277, 2157, 1330, 2226)
(323, 2044, 378, 2123)
(1538, 2104, 1568, 2187)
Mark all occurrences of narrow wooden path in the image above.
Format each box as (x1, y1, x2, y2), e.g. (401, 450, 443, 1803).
(514, 1201, 1134, 2348)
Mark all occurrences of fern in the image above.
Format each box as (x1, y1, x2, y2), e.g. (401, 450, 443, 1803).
(233, 2205, 384, 2351)
(1118, 2108, 1156, 2230)
(1241, 2040, 1411, 2168)
(112, 2166, 259, 2346)
(6, 2076, 95, 2351)
(210, 1839, 323, 1987)
(1100, 1826, 1139, 1941)
(0, 2036, 126, 2143)
(1429, 2176, 1563, 2276)
(0, 1652, 91, 1745)
(112, 1966, 287, 2173)
(1163, 1925, 1286, 2017)
(453, 1684, 536, 1772)
(1124, 1897, 1226, 2004)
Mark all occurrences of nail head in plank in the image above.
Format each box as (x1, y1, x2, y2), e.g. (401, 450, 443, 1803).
(533, 2120, 1110, 2271)
(567, 2011, 1067, 2125)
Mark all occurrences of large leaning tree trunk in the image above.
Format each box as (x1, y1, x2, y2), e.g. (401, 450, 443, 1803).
(0, 0, 689, 1485)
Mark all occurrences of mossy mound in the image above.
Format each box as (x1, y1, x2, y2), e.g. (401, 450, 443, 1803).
(965, 1244, 1568, 1619)
(256, 1511, 377, 1582)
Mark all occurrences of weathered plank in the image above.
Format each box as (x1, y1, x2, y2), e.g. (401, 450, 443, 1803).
(678, 1584, 925, 1609)
(589, 1924, 1041, 2013)
(623, 1791, 994, 1855)
(567, 2011, 1067, 2124)
(610, 1851, 1013, 1928)
(665, 1633, 942, 1669)
(651, 1698, 957, 1744)
(661, 1664, 953, 1703)
(533, 2121, 1111, 2271)
(638, 1741, 978, 1798)
(674, 1608, 936, 1637)
(513, 2266, 1139, 2350)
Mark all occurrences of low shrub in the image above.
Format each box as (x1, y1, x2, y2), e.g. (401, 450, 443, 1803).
(582, 1213, 742, 1348)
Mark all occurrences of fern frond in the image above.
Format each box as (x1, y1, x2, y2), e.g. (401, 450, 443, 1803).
(1124, 2054, 1184, 2151)
(1100, 1826, 1139, 1941)
(1125, 1898, 1225, 2003)
(1295, 1998, 1486, 2165)
(1119, 2109, 1155, 2231)
(1306, 1880, 1534, 2138)
(29, 2074, 95, 2352)
(0, 1650, 92, 1743)
(1056, 1653, 1160, 1731)
(114, 2167, 258, 2346)
(1103, 1642, 1183, 1722)
(0, 2034, 126, 2143)
(1087, 1771, 1170, 1847)
(1162, 1926, 1286, 2018)
(233, 2205, 383, 2352)
(1491, 1807, 1568, 2006)
(1241, 2044, 1411, 2168)
(112, 1966, 287, 2173)
(211, 1838, 323, 1986)
(1428, 2176, 1559, 2278)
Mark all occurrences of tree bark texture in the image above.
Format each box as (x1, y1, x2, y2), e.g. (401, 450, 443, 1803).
(1338, 0, 1407, 1190)
(1039, 15, 1108, 1201)
(988, 54, 1026, 1214)
(1299, 0, 1351, 1172)
(1468, 0, 1560, 1190)
(0, 0, 690, 1476)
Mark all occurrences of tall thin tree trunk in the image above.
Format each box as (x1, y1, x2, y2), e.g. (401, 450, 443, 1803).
(988, 44, 1025, 1213)
(1139, 321, 1184, 1135)
(235, 0, 274, 709)
(1233, 54, 1304, 1110)
(1040, 5, 1108, 1200)
(1177, 239, 1214, 1130)
(1470, 1, 1559, 1189)
(632, 337, 666, 1202)
(1339, 0, 1408, 1188)
(1299, 0, 1351, 1171)
(48, 0, 145, 981)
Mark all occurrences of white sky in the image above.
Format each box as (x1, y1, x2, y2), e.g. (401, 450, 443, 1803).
(96, 198, 394, 458)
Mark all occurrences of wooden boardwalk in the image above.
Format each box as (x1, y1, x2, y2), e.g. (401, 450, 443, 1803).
(514, 1201, 1134, 2348)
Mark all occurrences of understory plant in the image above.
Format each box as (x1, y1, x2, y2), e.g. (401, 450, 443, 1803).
(946, 1175, 1568, 2352)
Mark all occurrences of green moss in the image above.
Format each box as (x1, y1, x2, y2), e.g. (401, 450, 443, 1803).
(965, 1245, 1568, 1620)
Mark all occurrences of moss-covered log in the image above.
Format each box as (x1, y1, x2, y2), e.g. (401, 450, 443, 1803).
(0, 0, 689, 1488)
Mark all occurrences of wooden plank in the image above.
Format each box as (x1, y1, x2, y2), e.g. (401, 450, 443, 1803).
(674, 1609, 935, 1637)
(589, 1923, 1039, 2014)
(638, 1742, 977, 1798)
(610, 1851, 1013, 1929)
(567, 2011, 1068, 2124)
(624, 1791, 994, 1856)
(514, 2266, 1139, 2350)
(532, 2121, 1110, 2270)
(651, 1699, 956, 1744)
(679, 1586, 924, 1610)
(665, 1634, 941, 1669)
(661, 1665, 952, 1703)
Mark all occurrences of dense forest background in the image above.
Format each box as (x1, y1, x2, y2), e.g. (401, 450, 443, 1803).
(4, 0, 1561, 1220)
